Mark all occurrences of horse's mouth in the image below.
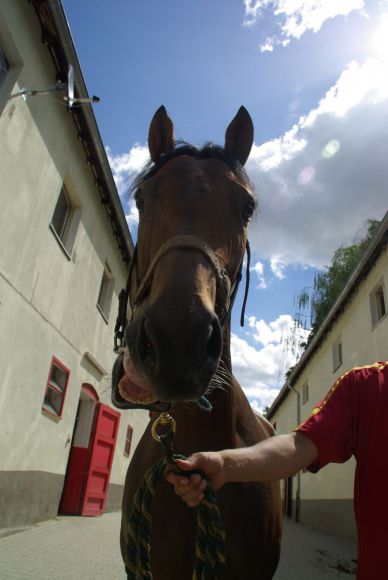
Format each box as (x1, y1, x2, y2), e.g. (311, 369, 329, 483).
(118, 374, 157, 406)
(120, 349, 157, 405)
(112, 349, 158, 408)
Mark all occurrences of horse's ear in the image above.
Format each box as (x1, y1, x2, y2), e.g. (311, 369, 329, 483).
(225, 106, 254, 166)
(148, 105, 175, 163)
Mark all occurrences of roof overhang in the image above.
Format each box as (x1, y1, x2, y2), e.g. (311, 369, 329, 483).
(267, 211, 388, 419)
(31, 0, 134, 266)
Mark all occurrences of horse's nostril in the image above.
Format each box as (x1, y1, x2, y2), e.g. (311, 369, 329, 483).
(206, 318, 222, 363)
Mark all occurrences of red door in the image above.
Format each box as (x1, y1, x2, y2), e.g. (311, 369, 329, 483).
(80, 403, 120, 516)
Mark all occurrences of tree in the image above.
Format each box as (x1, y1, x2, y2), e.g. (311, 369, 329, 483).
(296, 219, 381, 343)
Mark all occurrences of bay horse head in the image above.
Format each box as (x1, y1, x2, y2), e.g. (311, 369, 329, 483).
(113, 106, 255, 406)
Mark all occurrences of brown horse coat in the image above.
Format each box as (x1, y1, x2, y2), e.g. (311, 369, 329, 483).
(113, 106, 282, 579)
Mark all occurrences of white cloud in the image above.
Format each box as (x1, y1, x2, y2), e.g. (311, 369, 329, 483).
(250, 125, 307, 170)
(247, 58, 388, 267)
(270, 256, 286, 279)
(303, 59, 388, 124)
(243, 0, 366, 50)
(260, 39, 275, 52)
(106, 144, 149, 197)
(108, 61, 388, 269)
(126, 201, 139, 228)
(231, 315, 309, 409)
(251, 260, 267, 288)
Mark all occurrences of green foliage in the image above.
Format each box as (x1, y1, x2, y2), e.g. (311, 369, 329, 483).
(262, 405, 271, 418)
(296, 219, 381, 343)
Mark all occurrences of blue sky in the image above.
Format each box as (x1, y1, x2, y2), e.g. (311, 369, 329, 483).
(63, 0, 388, 409)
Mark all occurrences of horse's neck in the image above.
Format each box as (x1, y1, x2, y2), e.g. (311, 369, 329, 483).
(219, 318, 274, 445)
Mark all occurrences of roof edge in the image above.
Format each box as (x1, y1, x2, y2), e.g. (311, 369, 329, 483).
(267, 211, 388, 419)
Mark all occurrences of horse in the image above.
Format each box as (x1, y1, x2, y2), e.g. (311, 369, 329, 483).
(111, 105, 282, 579)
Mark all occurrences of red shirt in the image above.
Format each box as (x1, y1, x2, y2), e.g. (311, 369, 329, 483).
(296, 362, 388, 580)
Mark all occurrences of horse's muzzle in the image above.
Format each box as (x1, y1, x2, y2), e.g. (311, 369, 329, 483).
(127, 305, 223, 402)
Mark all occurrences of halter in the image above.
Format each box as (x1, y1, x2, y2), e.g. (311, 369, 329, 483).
(112, 234, 251, 412)
(114, 234, 251, 353)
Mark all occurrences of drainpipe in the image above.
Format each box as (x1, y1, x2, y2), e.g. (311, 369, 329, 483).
(287, 383, 301, 523)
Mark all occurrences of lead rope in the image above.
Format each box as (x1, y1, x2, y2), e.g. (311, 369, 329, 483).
(240, 240, 251, 327)
(125, 415, 226, 580)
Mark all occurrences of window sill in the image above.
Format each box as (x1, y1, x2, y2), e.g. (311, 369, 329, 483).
(372, 312, 387, 330)
(333, 362, 343, 373)
(41, 407, 62, 422)
(97, 303, 109, 324)
(49, 224, 72, 261)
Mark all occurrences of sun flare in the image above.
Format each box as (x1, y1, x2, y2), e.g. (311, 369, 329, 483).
(370, 14, 388, 62)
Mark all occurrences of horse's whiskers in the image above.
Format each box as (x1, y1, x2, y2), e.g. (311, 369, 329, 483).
(208, 364, 232, 393)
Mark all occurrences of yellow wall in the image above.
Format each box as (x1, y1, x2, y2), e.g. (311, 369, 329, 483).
(271, 246, 388, 536)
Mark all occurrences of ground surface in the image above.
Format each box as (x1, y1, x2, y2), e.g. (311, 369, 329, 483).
(0, 512, 357, 579)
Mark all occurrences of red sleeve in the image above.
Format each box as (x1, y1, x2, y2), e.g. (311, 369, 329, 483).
(295, 369, 358, 472)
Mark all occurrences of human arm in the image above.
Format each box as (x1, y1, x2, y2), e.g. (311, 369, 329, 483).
(165, 432, 318, 507)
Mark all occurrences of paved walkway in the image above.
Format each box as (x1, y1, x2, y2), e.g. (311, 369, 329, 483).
(0, 512, 357, 579)
(274, 519, 357, 579)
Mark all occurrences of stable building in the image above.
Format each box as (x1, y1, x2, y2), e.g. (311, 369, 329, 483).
(268, 212, 388, 542)
(0, 0, 148, 528)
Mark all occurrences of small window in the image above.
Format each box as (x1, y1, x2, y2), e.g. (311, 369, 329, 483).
(124, 425, 133, 457)
(370, 282, 386, 327)
(332, 337, 343, 372)
(42, 357, 70, 418)
(0, 43, 10, 91)
(51, 186, 71, 240)
(0, 26, 23, 116)
(97, 262, 115, 321)
(50, 185, 81, 258)
(302, 383, 309, 405)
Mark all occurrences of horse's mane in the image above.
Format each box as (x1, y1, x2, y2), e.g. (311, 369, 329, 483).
(130, 142, 254, 196)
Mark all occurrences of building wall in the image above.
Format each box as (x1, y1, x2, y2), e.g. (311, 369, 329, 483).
(271, 246, 388, 541)
(0, 1, 148, 528)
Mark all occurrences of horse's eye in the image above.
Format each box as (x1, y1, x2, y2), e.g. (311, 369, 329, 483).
(242, 200, 255, 223)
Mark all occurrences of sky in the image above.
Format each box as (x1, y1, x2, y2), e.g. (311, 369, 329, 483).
(62, 0, 388, 410)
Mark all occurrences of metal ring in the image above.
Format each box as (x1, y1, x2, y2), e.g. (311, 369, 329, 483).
(151, 412, 176, 442)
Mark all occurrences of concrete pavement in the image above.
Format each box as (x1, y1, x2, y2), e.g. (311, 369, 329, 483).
(274, 518, 357, 579)
(0, 512, 357, 579)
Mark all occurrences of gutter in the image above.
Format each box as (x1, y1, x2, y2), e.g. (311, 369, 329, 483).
(32, 0, 134, 264)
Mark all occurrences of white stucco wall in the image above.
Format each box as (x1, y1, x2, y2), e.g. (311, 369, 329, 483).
(0, 0, 147, 488)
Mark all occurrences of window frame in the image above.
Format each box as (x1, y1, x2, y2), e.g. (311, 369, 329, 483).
(42, 357, 70, 419)
(332, 337, 343, 372)
(0, 21, 23, 116)
(0, 42, 10, 90)
(302, 382, 309, 406)
(50, 185, 71, 239)
(370, 281, 387, 328)
(49, 184, 81, 259)
(97, 262, 115, 322)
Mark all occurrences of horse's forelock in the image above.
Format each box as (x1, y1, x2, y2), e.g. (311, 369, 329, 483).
(129, 142, 254, 198)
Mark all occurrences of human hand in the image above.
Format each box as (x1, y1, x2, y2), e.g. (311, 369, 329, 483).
(165, 451, 225, 508)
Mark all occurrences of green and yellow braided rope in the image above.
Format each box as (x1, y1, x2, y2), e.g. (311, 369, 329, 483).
(126, 438, 225, 580)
